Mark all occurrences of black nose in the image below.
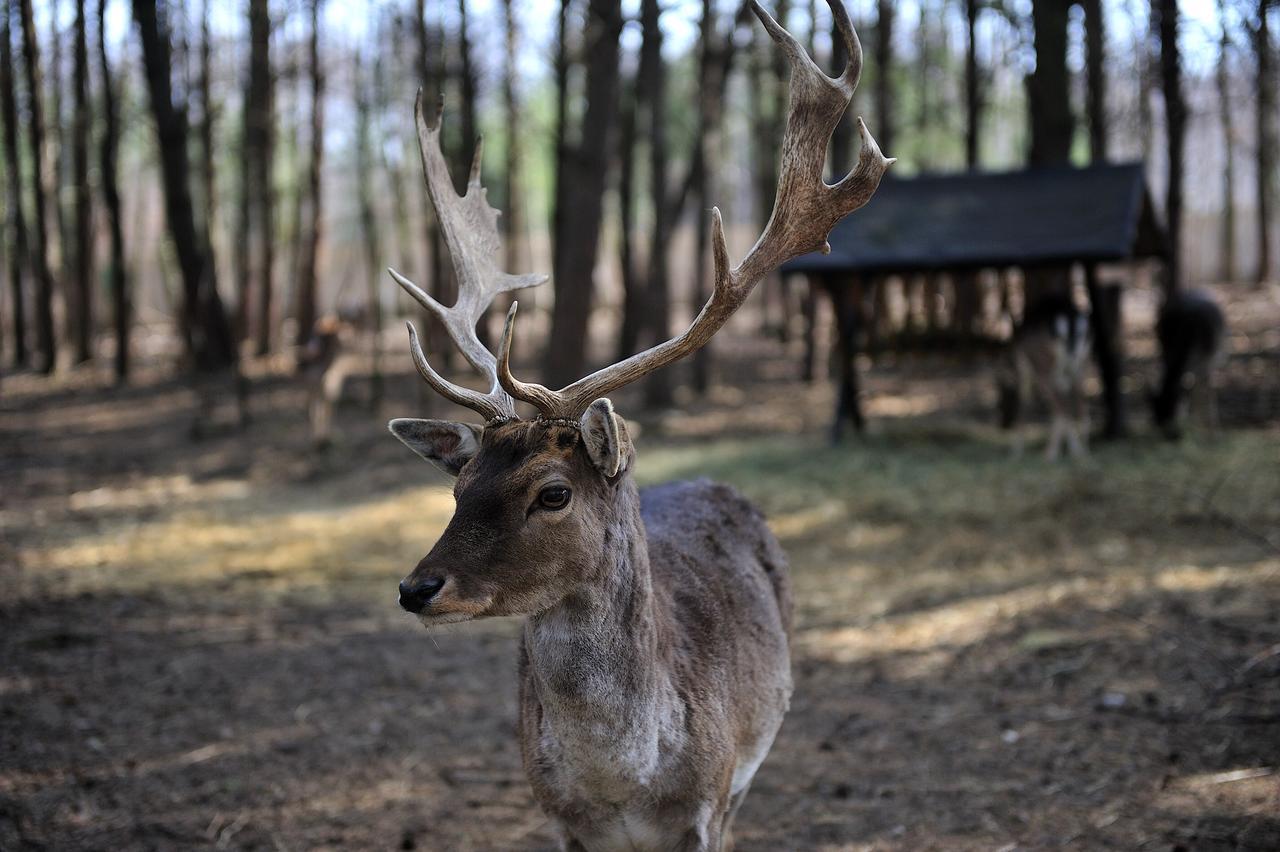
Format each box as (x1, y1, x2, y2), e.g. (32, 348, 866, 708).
(398, 577, 445, 614)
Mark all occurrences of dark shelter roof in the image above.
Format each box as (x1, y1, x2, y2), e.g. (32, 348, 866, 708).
(783, 162, 1167, 277)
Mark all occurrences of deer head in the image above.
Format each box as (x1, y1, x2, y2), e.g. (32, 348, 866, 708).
(390, 0, 892, 624)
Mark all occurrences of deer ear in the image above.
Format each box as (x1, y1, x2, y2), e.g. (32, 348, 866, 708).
(580, 398, 632, 478)
(388, 419, 482, 477)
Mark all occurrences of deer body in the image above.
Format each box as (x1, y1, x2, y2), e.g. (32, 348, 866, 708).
(519, 477, 791, 851)
(998, 292, 1091, 460)
(299, 316, 355, 447)
(1153, 289, 1226, 438)
(381, 3, 889, 848)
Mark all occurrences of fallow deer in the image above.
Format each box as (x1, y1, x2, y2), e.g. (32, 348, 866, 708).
(385, 3, 892, 848)
(298, 314, 357, 448)
(997, 291, 1091, 460)
(1152, 288, 1226, 439)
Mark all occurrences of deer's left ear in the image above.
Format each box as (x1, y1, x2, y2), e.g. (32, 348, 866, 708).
(580, 398, 632, 478)
(388, 419, 482, 477)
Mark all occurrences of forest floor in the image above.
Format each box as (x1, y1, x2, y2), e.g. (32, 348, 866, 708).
(3, 285, 1279, 851)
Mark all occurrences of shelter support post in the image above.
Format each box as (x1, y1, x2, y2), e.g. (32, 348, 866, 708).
(825, 274, 866, 442)
(1085, 264, 1127, 438)
(798, 273, 819, 384)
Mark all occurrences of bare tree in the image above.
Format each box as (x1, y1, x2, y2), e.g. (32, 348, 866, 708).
(826, 0, 854, 175)
(1255, 0, 1274, 284)
(964, 0, 980, 168)
(414, 0, 450, 366)
(131, 0, 236, 370)
(639, 0, 671, 407)
(1082, 0, 1107, 162)
(18, 0, 56, 372)
(294, 0, 324, 346)
(196, 0, 216, 265)
(500, 0, 524, 277)
(47, 0, 69, 334)
(1218, 0, 1236, 282)
(1158, 0, 1184, 289)
(354, 51, 382, 408)
(2, 0, 28, 367)
(689, 0, 734, 393)
(70, 0, 90, 363)
(97, 0, 127, 380)
(248, 0, 274, 355)
(456, 0, 482, 342)
(1028, 0, 1073, 167)
(551, 0, 572, 304)
(875, 0, 895, 156)
(616, 72, 641, 362)
(545, 0, 622, 387)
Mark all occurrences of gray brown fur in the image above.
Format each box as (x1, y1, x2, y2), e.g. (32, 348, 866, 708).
(997, 293, 1091, 460)
(394, 418, 791, 850)
(299, 316, 354, 447)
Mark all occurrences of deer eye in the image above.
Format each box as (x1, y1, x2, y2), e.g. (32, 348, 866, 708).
(537, 485, 572, 511)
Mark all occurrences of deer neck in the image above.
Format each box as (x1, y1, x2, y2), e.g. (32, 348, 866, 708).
(522, 477, 683, 787)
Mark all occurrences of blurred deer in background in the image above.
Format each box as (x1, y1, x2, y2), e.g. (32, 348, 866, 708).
(382, 2, 891, 848)
(1152, 289, 1226, 439)
(997, 291, 1091, 460)
(298, 311, 360, 447)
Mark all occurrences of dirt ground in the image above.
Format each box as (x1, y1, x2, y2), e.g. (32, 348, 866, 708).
(3, 285, 1279, 851)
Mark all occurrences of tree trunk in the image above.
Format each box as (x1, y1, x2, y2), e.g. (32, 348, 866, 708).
(750, 20, 778, 337)
(824, 1, 854, 177)
(414, 0, 449, 366)
(197, 0, 216, 275)
(18, 0, 56, 372)
(97, 0, 128, 381)
(1, 0, 28, 368)
(457, 0, 483, 343)
(690, 0, 730, 394)
(48, 0, 70, 351)
(294, 0, 323, 346)
(248, 0, 274, 356)
(639, 0, 672, 408)
(616, 74, 641, 363)
(1256, 0, 1273, 285)
(70, 0, 91, 363)
(131, 0, 235, 371)
(916, 2, 931, 151)
(551, 0, 572, 316)
(1158, 0, 1184, 291)
(1082, 0, 1107, 162)
(500, 0, 527, 324)
(354, 51, 382, 410)
(875, 0, 894, 157)
(1028, 0, 1074, 167)
(964, 0, 980, 169)
(544, 0, 621, 388)
(1218, 3, 1236, 283)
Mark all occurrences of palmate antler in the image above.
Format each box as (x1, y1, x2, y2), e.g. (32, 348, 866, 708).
(390, 92, 547, 423)
(399, 0, 891, 424)
(495, 0, 894, 420)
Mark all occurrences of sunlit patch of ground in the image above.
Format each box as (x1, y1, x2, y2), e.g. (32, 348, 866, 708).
(2, 342, 1278, 849)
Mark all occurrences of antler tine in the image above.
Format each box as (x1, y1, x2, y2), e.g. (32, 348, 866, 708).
(397, 89, 550, 421)
(405, 321, 507, 422)
(498, 0, 892, 420)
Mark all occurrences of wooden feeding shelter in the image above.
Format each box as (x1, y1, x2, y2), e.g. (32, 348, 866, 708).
(782, 162, 1169, 439)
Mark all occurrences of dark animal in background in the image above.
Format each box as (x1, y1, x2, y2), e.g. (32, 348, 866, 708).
(1152, 289, 1226, 439)
(997, 292, 1091, 460)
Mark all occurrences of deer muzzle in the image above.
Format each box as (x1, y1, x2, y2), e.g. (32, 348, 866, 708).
(398, 576, 445, 614)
